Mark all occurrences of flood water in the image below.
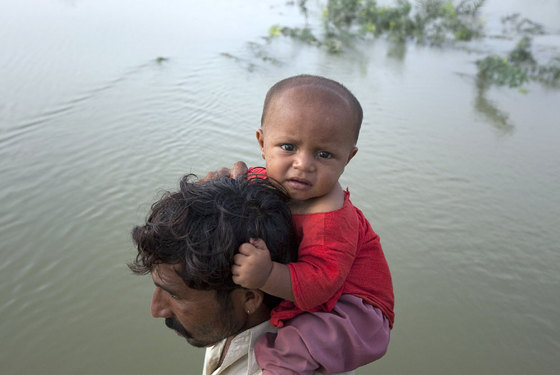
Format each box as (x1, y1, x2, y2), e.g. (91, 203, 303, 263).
(1, 0, 559, 374)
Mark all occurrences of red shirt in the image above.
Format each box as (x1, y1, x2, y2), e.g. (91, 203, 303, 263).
(249, 168, 394, 328)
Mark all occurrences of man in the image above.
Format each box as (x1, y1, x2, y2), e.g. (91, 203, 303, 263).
(130, 173, 355, 374)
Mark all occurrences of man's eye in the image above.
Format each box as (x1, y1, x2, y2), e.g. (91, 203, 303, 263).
(280, 144, 295, 151)
(317, 151, 332, 159)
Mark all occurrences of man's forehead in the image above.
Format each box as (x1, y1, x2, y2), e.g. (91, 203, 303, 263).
(151, 263, 183, 285)
(151, 264, 220, 302)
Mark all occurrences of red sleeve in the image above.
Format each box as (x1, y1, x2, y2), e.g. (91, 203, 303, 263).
(247, 166, 267, 179)
(289, 205, 359, 311)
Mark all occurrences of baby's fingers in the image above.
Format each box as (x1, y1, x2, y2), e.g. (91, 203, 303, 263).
(238, 242, 257, 256)
(231, 262, 245, 286)
(231, 161, 248, 178)
(232, 271, 244, 286)
(249, 238, 267, 250)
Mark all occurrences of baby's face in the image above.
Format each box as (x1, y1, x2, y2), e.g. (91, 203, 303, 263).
(257, 86, 358, 202)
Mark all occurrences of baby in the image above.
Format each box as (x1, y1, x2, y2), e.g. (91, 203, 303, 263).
(232, 75, 394, 374)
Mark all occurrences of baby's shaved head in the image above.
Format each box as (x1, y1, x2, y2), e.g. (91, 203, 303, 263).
(261, 75, 363, 142)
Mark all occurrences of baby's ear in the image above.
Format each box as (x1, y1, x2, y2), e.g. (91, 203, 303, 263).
(346, 147, 358, 164)
(256, 129, 266, 159)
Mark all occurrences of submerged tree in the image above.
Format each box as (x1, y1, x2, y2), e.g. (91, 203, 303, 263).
(477, 36, 560, 89)
(225, 0, 560, 91)
(413, 0, 485, 44)
(270, 0, 487, 49)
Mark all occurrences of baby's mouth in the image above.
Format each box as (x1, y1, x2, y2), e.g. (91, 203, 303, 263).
(286, 178, 311, 190)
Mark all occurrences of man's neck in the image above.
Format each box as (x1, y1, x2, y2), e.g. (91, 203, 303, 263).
(216, 336, 234, 369)
(213, 307, 271, 369)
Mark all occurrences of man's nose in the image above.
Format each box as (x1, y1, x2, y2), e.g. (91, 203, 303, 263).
(151, 287, 171, 318)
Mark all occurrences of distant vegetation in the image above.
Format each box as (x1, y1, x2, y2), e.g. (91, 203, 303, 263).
(223, 0, 560, 91)
(274, 0, 486, 50)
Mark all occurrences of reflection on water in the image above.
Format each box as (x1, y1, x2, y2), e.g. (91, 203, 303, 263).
(474, 82, 515, 135)
(1, 0, 559, 374)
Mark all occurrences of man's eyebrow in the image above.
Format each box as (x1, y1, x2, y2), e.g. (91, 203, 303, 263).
(153, 281, 178, 296)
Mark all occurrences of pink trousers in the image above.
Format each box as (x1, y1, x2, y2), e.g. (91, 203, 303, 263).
(255, 294, 391, 375)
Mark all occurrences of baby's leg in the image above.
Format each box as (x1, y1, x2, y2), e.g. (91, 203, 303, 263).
(255, 294, 390, 375)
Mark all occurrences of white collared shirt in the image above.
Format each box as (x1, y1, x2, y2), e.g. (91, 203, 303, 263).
(202, 321, 355, 375)
(203, 321, 274, 375)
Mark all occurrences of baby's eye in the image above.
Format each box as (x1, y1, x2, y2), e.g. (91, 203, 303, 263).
(280, 144, 295, 151)
(317, 151, 333, 159)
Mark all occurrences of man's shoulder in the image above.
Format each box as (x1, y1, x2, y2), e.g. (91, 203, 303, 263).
(203, 320, 356, 375)
(203, 321, 276, 375)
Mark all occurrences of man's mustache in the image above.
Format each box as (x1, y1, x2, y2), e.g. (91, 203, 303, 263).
(165, 317, 190, 338)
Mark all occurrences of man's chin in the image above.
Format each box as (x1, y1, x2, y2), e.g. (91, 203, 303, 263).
(165, 322, 212, 347)
(185, 337, 217, 348)
(174, 332, 207, 347)
(170, 330, 187, 340)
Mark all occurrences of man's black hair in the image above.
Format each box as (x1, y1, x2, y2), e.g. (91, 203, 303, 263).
(129, 174, 298, 308)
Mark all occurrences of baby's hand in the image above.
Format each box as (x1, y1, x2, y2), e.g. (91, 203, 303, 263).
(232, 238, 272, 289)
(199, 161, 248, 182)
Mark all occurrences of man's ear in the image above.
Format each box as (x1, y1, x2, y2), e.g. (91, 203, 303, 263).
(242, 289, 264, 314)
(256, 129, 265, 160)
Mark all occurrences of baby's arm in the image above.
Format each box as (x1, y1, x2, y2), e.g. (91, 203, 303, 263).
(232, 238, 295, 301)
(233, 194, 360, 311)
(232, 226, 358, 310)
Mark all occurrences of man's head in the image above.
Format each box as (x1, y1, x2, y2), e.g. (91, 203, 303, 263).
(129, 175, 297, 347)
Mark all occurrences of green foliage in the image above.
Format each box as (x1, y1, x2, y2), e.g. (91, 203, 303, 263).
(476, 56, 528, 87)
(227, 0, 560, 92)
(535, 60, 560, 86)
(247, 42, 281, 65)
(414, 0, 485, 45)
(476, 36, 560, 89)
(297, 0, 310, 22)
(323, 0, 417, 43)
(269, 25, 282, 38)
(285, 27, 321, 46)
(269, 25, 321, 46)
(358, 0, 415, 42)
(324, 0, 362, 29)
(272, 0, 485, 50)
(507, 36, 535, 65)
(501, 13, 545, 36)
